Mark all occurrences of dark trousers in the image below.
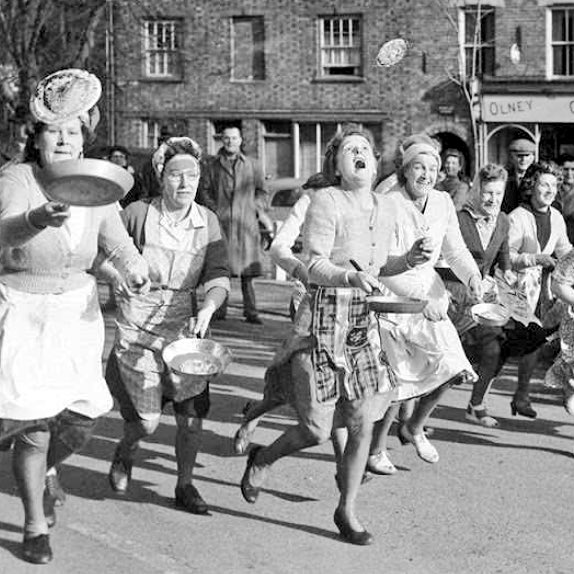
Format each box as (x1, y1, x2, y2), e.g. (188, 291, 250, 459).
(241, 275, 258, 319)
(213, 274, 258, 320)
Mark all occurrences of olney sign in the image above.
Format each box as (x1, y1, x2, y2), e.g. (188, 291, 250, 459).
(482, 95, 574, 123)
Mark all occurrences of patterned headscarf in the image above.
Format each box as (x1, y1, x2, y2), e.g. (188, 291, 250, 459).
(151, 137, 202, 180)
(401, 143, 442, 171)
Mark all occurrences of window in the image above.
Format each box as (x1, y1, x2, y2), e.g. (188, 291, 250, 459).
(263, 121, 293, 178)
(462, 6, 495, 77)
(143, 20, 181, 78)
(551, 8, 574, 76)
(231, 16, 265, 81)
(139, 120, 161, 148)
(260, 120, 382, 180)
(319, 16, 362, 78)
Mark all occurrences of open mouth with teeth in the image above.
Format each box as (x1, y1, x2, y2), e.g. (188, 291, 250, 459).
(354, 159, 366, 169)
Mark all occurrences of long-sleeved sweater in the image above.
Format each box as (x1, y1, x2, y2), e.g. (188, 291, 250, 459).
(0, 163, 147, 294)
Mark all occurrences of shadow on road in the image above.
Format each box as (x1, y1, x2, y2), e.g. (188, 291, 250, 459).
(207, 504, 339, 542)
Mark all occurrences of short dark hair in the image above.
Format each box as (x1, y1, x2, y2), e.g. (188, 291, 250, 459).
(557, 153, 574, 166)
(518, 161, 562, 200)
(22, 120, 94, 165)
(322, 123, 375, 186)
(108, 145, 129, 158)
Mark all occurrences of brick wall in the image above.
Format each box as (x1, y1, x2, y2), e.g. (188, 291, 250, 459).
(112, 0, 551, 174)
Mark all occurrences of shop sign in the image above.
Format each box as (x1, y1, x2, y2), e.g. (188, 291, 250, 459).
(483, 94, 574, 123)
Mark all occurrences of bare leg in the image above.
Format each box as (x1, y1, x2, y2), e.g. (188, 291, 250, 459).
(370, 404, 399, 455)
(470, 339, 501, 407)
(249, 422, 327, 487)
(331, 426, 347, 479)
(398, 399, 415, 423)
(408, 385, 450, 435)
(13, 429, 50, 537)
(336, 417, 374, 532)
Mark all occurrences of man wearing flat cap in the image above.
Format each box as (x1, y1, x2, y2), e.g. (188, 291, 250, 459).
(501, 137, 536, 213)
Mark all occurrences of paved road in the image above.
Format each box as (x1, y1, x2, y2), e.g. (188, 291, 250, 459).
(1, 279, 573, 573)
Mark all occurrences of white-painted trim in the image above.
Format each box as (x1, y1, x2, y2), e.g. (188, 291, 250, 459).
(546, 8, 552, 79)
(538, 0, 574, 6)
(455, 0, 505, 7)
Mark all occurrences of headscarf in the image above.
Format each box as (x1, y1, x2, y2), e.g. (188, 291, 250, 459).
(401, 143, 442, 171)
(151, 136, 202, 180)
(29, 68, 101, 131)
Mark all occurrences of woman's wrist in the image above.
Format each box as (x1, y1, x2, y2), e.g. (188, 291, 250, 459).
(24, 209, 47, 231)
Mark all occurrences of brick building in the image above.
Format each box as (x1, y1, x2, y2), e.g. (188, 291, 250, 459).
(109, 0, 574, 181)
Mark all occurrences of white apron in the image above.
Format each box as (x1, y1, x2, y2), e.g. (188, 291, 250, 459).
(0, 279, 111, 420)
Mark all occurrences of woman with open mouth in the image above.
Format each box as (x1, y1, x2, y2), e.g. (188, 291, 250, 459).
(239, 124, 428, 545)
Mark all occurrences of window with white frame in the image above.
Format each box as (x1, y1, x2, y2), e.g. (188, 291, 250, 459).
(461, 6, 495, 77)
(319, 16, 362, 78)
(140, 119, 161, 149)
(551, 7, 574, 76)
(143, 20, 181, 78)
(259, 120, 382, 179)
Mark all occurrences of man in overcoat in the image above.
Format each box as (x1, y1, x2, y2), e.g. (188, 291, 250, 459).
(198, 126, 271, 323)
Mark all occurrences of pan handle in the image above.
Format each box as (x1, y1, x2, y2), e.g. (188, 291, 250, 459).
(349, 259, 385, 295)
(349, 259, 363, 272)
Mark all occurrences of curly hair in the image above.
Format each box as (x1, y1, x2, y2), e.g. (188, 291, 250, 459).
(477, 163, 508, 186)
(322, 123, 375, 186)
(23, 120, 95, 165)
(518, 161, 562, 202)
(152, 136, 202, 180)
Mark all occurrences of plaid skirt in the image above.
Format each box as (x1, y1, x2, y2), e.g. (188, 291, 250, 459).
(311, 286, 395, 403)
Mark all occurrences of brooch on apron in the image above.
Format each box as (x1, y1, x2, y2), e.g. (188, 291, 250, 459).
(346, 326, 368, 348)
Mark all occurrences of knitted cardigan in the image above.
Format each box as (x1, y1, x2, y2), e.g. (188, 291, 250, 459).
(0, 163, 146, 294)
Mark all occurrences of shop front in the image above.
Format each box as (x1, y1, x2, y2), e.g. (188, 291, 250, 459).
(480, 92, 574, 165)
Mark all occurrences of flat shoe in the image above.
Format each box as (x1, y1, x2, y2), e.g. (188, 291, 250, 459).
(466, 403, 499, 428)
(108, 446, 133, 494)
(241, 446, 264, 503)
(22, 534, 53, 564)
(45, 472, 66, 507)
(175, 484, 210, 515)
(399, 424, 439, 464)
(43, 490, 56, 528)
(233, 426, 254, 456)
(367, 451, 397, 475)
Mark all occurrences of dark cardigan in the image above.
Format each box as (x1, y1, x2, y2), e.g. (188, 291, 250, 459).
(437, 207, 510, 284)
(457, 207, 511, 278)
(121, 199, 230, 288)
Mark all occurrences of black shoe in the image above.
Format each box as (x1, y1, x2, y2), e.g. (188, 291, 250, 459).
(245, 315, 263, 325)
(333, 509, 373, 546)
(108, 446, 133, 494)
(510, 397, 537, 419)
(174, 484, 210, 515)
(22, 534, 53, 564)
(45, 472, 66, 507)
(241, 446, 264, 503)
